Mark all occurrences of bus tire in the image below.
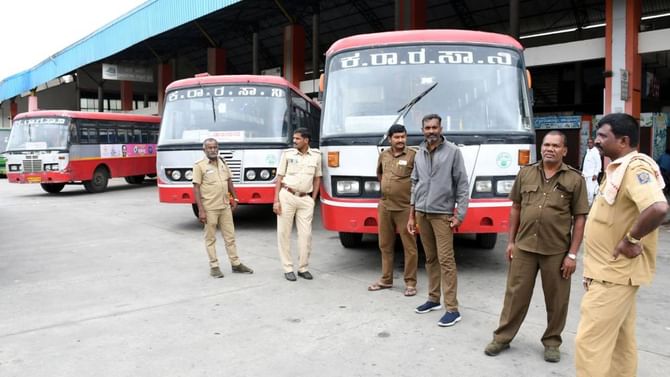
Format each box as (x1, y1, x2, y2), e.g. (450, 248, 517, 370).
(125, 175, 145, 184)
(40, 183, 65, 193)
(84, 167, 109, 193)
(339, 232, 363, 248)
(476, 233, 498, 249)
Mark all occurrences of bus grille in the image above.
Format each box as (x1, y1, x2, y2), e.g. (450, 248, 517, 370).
(23, 159, 43, 173)
(219, 151, 241, 183)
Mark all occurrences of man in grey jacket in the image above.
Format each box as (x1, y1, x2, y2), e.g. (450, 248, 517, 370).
(407, 113, 469, 327)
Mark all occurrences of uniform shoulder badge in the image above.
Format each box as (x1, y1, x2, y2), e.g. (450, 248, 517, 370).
(636, 171, 651, 184)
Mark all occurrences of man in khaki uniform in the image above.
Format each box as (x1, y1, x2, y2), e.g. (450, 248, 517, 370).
(575, 113, 668, 377)
(193, 138, 253, 278)
(367, 124, 418, 296)
(485, 131, 589, 363)
(273, 128, 322, 281)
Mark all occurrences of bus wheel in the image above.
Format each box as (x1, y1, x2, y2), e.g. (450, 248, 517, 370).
(476, 233, 498, 249)
(125, 175, 145, 184)
(339, 232, 363, 248)
(191, 203, 200, 218)
(40, 183, 65, 193)
(84, 167, 109, 193)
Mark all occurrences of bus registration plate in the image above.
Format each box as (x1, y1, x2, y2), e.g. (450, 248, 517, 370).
(27, 176, 41, 183)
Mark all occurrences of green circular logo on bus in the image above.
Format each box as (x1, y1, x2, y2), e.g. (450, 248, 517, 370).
(266, 154, 277, 165)
(496, 152, 512, 168)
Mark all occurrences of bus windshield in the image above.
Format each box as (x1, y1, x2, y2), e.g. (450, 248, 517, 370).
(159, 85, 289, 145)
(322, 44, 532, 137)
(7, 117, 70, 151)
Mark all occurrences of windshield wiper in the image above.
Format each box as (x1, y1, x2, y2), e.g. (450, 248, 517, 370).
(378, 82, 438, 146)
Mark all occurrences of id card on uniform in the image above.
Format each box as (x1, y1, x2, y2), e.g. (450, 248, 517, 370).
(398, 160, 408, 166)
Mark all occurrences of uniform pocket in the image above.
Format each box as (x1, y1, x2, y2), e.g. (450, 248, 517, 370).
(391, 163, 411, 178)
(520, 184, 539, 206)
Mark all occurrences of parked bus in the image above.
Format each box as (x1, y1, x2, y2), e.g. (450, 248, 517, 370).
(157, 74, 321, 216)
(320, 30, 535, 249)
(5, 110, 160, 193)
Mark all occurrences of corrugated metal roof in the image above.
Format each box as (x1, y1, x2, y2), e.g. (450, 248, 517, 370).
(0, 0, 240, 102)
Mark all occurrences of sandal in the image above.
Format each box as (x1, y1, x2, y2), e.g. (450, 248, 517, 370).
(368, 282, 393, 291)
(404, 286, 417, 297)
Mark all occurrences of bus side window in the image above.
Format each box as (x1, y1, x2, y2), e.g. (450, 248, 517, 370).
(117, 128, 129, 144)
(149, 130, 159, 144)
(132, 128, 142, 143)
(79, 121, 98, 144)
(69, 121, 78, 144)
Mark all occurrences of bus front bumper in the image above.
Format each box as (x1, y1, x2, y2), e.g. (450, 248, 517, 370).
(158, 181, 276, 204)
(320, 195, 511, 234)
(7, 172, 71, 184)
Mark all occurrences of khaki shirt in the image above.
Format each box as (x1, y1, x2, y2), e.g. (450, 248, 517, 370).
(377, 148, 415, 211)
(192, 158, 232, 210)
(584, 158, 667, 285)
(510, 161, 589, 255)
(277, 148, 322, 193)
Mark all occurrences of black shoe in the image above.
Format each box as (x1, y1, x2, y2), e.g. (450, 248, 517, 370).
(284, 272, 297, 281)
(297, 271, 313, 280)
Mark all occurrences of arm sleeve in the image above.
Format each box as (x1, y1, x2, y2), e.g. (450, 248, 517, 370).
(453, 149, 470, 221)
(571, 175, 590, 215)
(315, 154, 322, 177)
(624, 161, 667, 212)
(192, 163, 203, 185)
(277, 152, 288, 176)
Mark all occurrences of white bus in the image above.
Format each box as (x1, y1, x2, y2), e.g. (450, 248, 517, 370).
(320, 29, 535, 248)
(157, 74, 321, 216)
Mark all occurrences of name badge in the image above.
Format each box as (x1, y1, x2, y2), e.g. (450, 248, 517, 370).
(205, 169, 214, 174)
(398, 160, 408, 166)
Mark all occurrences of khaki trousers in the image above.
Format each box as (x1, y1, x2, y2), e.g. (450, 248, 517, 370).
(492, 248, 570, 347)
(377, 204, 417, 287)
(204, 207, 240, 268)
(575, 281, 639, 377)
(277, 188, 315, 273)
(415, 212, 458, 311)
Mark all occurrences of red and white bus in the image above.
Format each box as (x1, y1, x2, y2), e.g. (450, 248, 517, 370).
(320, 30, 535, 249)
(157, 74, 321, 215)
(5, 110, 160, 193)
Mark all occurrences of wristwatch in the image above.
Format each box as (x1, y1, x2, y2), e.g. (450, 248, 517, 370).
(625, 232, 641, 245)
(567, 253, 577, 260)
(233, 198, 239, 202)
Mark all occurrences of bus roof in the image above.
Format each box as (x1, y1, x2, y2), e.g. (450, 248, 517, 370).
(326, 29, 523, 56)
(13, 110, 161, 123)
(166, 74, 320, 108)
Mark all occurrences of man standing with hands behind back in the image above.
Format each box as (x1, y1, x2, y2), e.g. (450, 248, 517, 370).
(484, 131, 588, 363)
(193, 138, 254, 278)
(273, 128, 322, 282)
(407, 114, 469, 327)
(367, 124, 418, 297)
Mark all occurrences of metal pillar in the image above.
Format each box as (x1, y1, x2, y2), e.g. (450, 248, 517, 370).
(509, 0, 520, 39)
(252, 31, 260, 75)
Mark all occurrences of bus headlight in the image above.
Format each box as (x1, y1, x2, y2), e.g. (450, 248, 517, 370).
(496, 179, 515, 195)
(336, 180, 360, 195)
(475, 180, 493, 193)
(259, 169, 271, 180)
(9, 164, 20, 171)
(184, 170, 193, 181)
(364, 181, 380, 193)
(44, 163, 59, 171)
(170, 170, 182, 181)
(245, 169, 256, 181)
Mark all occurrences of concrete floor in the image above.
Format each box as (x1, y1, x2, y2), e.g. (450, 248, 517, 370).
(0, 178, 668, 377)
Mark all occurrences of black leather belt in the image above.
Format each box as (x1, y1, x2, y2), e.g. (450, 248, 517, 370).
(282, 184, 309, 197)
